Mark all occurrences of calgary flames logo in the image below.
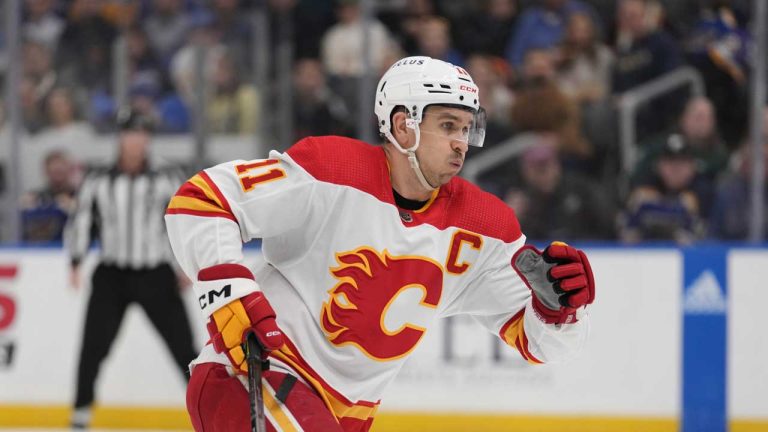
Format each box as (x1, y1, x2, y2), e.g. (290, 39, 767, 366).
(320, 247, 443, 361)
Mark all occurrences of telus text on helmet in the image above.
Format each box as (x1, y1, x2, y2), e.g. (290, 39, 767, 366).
(391, 58, 426, 67)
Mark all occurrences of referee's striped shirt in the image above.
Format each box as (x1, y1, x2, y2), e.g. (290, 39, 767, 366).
(65, 163, 185, 269)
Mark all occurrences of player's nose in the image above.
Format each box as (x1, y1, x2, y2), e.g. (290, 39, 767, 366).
(451, 138, 468, 155)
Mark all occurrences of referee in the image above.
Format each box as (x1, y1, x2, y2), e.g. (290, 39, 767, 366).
(65, 108, 197, 429)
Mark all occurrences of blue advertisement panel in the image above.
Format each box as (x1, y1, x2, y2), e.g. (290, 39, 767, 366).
(682, 246, 727, 432)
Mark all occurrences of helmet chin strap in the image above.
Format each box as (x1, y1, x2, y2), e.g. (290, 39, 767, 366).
(383, 120, 437, 191)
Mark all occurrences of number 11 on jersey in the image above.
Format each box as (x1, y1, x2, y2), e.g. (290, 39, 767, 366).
(235, 159, 287, 192)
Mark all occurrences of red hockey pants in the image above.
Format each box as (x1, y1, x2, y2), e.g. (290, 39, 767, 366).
(186, 362, 344, 432)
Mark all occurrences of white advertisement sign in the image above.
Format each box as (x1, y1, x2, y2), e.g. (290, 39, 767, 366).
(0, 248, 765, 421)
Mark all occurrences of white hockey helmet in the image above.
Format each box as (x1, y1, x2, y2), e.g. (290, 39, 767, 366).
(375, 56, 486, 148)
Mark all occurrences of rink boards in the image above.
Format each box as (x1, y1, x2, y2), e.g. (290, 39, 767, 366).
(0, 246, 766, 431)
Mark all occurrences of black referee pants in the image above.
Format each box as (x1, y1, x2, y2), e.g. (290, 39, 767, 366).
(74, 263, 197, 409)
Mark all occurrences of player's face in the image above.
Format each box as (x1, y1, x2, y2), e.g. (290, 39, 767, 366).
(416, 106, 473, 187)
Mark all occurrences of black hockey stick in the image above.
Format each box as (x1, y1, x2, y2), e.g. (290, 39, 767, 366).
(245, 332, 266, 432)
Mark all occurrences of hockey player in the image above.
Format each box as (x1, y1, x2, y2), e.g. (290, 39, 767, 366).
(165, 56, 596, 432)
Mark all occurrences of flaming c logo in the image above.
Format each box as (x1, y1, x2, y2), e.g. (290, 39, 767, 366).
(320, 247, 443, 361)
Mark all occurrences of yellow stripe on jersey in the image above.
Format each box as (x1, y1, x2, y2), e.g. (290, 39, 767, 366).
(167, 195, 231, 215)
(413, 188, 440, 213)
(501, 312, 542, 364)
(189, 173, 226, 209)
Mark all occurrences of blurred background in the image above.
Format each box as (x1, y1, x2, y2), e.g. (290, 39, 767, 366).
(0, 0, 766, 431)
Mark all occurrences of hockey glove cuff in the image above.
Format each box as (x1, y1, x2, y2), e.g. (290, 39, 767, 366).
(198, 264, 284, 373)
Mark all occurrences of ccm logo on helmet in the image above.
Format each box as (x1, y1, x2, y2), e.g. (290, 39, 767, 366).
(459, 85, 477, 93)
(265, 331, 282, 337)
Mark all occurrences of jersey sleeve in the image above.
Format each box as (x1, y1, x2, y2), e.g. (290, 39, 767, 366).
(442, 238, 589, 364)
(164, 148, 323, 315)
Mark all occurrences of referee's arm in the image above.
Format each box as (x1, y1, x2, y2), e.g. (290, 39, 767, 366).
(64, 171, 99, 289)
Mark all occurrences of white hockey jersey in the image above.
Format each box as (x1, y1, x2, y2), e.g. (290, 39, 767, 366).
(165, 136, 588, 431)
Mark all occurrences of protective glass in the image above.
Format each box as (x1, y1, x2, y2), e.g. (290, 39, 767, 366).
(417, 107, 487, 147)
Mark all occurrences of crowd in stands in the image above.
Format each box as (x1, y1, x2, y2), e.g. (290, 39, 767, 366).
(2, 0, 767, 243)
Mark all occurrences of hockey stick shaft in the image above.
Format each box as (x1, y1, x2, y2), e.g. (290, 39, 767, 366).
(245, 332, 266, 432)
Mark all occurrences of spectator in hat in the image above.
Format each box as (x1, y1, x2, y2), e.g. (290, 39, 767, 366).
(633, 96, 729, 216)
(621, 134, 704, 244)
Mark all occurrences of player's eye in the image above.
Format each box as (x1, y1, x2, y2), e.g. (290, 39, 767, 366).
(440, 122, 458, 133)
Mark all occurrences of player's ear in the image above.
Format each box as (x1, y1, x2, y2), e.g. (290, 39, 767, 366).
(391, 111, 411, 148)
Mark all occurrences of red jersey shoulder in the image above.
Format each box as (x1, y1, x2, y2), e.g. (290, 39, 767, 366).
(285, 136, 391, 201)
(444, 177, 522, 243)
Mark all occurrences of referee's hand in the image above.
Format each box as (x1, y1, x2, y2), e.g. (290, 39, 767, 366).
(70, 265, 82, 291)
(176, 271, 192, 291)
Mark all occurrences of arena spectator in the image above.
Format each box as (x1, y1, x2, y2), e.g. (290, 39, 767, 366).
(207, 50, 260, 135)
(34, 87, 95, 156)
(41, 87, 87, 132)
(143, 0, 191, 69)
(126, 25, 165, 94)
(320, 0, 395, 79)
(504, 0, 599, 70)
(169, 10, 226, 106)
(612, 0, 684, 140)
(557, 12, 613, 106)
(20, 76, 48, 134)
(685, 0, 751, 145)
(22, 0, 65, 50)
(22, 39, 60, 110)
(709, 138, 768, 240)
(320, 0, 396, 116)
(621, 135, 704, 244)
(413, 16, 464, 66)
(633, 97, 729, 216)
(510, 48, 592, 172)
(267, 0, 337, 60)
(20, 149, 77, 243)
(464, 54, 515, 146)
(454, 0, 518, 58)
(503, 135, 616, 240)
(292, 58, 351, 141)
(612, 0, 682, 83)
(378, 0, 436, 56)
(210, 0, 254, 74)
(56, 0, 118, 92)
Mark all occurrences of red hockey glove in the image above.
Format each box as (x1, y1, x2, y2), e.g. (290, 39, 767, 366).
(198, 264, 284, 373)
(512, 242, 595, 325)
